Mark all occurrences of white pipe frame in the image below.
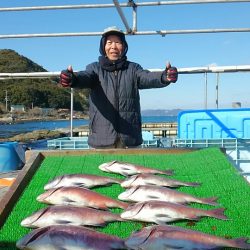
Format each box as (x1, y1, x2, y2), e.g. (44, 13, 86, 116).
(0, 1, 250, 12)
(0, 65, 250, 80)
(0, 1, 250, 39)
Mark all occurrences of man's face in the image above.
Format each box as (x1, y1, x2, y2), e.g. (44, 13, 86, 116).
(105, 35, 123, 61)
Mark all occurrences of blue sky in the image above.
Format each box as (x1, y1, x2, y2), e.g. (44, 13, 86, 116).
(0, 0, 250, 110)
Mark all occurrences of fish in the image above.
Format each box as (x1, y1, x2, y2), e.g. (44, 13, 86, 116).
(21, 205, 125, 228)
(125, 225, 250, 250)
(16, 225, 126, 250)
(44, 173, 122, 190)
(118, 185, 218, 206)
(99, 160, 173, 176)
(120, 200, 227, 224)
(37, 186, 128, 210)
(121, 173, 201, 188)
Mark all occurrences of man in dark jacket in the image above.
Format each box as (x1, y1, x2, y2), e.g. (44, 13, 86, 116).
(60, 26, 178, 148)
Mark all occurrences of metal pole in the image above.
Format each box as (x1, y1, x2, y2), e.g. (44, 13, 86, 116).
(1, 1, 250, 12)
(216, 73, 219, 109)
(1, 65, 250, 80)
(113, 0, 132, 33)
(5, 90, 8, 111)
(204, 73, 208, 109)
(1, 28, 250, 40)
(132, 2, 137, 32)
(70, 88, 74, 137)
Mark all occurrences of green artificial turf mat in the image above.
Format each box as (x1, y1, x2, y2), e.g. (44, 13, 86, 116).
(0, 147, 249, 249)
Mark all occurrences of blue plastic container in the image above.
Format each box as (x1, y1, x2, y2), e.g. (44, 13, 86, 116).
(178, 108, 250, 139)
(0, 142, 25, 172)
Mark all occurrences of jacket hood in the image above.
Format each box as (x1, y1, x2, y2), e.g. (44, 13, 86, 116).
(99, 26, 128, 58)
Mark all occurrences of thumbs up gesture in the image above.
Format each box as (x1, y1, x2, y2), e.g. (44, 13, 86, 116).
(60, 65, 75, 87)
(165, 62, 178, 83)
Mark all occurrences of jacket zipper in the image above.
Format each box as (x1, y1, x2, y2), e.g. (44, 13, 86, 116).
(114, 70, 120, 138)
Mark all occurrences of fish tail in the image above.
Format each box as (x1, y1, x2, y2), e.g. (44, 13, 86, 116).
(200, 197, 219, 206)
(117, 215, 126, 222)
(231, 237, 250, 249)
(209, 208, 228, 220)
(119, 201, 130, 209)
(114, 179, 123, 184)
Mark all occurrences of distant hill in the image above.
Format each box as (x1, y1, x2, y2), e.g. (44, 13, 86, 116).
(0, 49, 88, 112)
(0, 49, 47, 73)
(142, 109, 183, 116)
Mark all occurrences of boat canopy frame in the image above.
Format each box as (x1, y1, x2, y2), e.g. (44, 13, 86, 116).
(0, 0, 250, 39)
(1, 0, 250, 135)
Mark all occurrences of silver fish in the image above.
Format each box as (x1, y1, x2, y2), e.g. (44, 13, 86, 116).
(16, 225, 126, 250)
(99, 160, 173, 176)
(121, 173, 200, 188)
(37, 186, 128, 210)
(121, 200, 227, 224)
(21, 205, 125, 228)
(125, 225, 250, 250)
(118, 185, 218, 206)
(44, 173, 122, 190)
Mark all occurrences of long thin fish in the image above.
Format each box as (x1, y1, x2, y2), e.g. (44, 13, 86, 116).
(44, 173, 122, 190)
(21, 205, 125, 228)
(125, 225, 250, 250)
(99, 160, 173, 176)
(37, 186, 128, 210)
(118, 185, 218, 206)
(121, 173, 200, 188)
(16, 225, 126, 250)
(121, 200, 227, 224)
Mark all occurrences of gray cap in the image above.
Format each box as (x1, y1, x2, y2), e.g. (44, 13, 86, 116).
(102, 26, 124, 37)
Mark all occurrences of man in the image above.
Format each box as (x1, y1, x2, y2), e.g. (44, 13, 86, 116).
(60, 26, 178, 148)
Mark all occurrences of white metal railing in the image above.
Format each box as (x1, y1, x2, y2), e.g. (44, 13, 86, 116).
(47, 137, 89, 150)
(1, 1, 249, 12)
(174, 138, 250, 177)
(1, 1, 250, 39)
(1, 28, 250, 40)
(1, 65, 250, 80)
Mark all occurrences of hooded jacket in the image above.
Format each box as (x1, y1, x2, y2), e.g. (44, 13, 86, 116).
(71, 30, 170, 148)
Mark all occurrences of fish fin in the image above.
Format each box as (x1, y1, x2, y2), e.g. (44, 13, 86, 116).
(155, 220, 169, 225)
(164, 169, 174, 175)
(74, 182, 87, 187)
(163, 243, 183, 249)
(200, 197, 219, 206)
(54, 219, 72, 224)
(121, 172, 130, 176)
(210, 208, 228, 220)
(62, 197, 75, 204)
(187, 182, 201, 187)
(121, 166, 133, 176)
(86, 222, 107, 227)
(155, 214, 174, 224)
(156, 213, 172, 218)
(146, 195, 160, 200)
(233, 238, 250, 249)
(113, 178, 122, 184)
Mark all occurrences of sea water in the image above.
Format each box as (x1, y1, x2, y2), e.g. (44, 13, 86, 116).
(0, 116, 177, 149)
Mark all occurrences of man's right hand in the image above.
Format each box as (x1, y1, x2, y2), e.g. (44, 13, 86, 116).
(60, 65, 74, 87)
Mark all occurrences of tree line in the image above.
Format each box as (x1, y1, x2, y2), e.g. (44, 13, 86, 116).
(0, 49, 89, 113)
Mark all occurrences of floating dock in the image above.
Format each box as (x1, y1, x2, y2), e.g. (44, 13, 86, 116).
(73, 122, 178, 138)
